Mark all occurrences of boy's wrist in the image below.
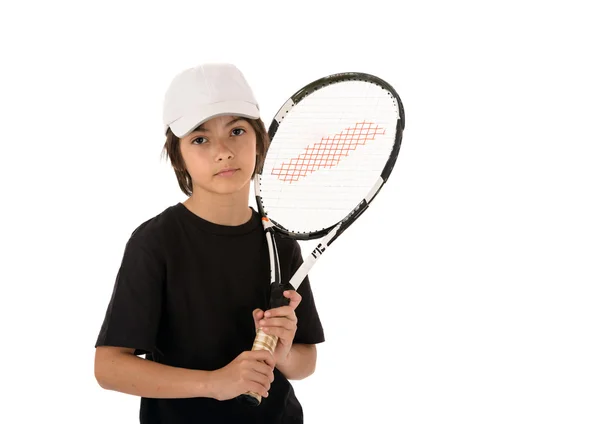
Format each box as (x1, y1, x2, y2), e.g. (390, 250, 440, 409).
(276, 346, 293, 369)
(195, 369, 217, 399)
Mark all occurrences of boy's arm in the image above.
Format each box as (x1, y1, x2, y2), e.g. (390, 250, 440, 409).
(276, 343, 317, 380)
(94, 346, 275, 400)
(95, 346, 212, 398)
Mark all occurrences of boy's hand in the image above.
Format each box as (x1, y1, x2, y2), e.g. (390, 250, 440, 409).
(209, 350, 275, 401)
(253, 290, 302, 366)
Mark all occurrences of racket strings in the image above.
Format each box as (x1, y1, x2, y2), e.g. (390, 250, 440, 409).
(258, 80, 399, 233)
(271, 121, 386, 183)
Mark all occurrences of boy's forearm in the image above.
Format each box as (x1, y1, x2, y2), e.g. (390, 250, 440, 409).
(95, 351, 214, 399)
(277, 344, 317, 380)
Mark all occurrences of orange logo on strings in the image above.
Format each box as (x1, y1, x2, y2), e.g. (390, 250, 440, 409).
(271, 121, 385, 183)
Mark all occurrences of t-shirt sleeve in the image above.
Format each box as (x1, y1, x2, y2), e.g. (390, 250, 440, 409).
(95, 232, 165, 356)
(285, 240, 325, 345)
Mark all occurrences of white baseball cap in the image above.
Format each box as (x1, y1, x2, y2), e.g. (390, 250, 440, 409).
(162, 63, 260, 138)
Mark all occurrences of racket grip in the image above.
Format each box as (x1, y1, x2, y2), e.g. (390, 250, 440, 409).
(239, 328, 278, 406)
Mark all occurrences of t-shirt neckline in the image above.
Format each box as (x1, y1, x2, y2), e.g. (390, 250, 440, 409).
(174, 202, 260, 236)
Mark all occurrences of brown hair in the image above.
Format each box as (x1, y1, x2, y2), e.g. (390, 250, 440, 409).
(161, 117, 270, 197)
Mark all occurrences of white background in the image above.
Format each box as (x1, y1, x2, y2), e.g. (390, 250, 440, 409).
(1, 1, 599, 423)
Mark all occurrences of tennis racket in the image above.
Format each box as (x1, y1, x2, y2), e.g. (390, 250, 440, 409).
(241, 72, 405, 405)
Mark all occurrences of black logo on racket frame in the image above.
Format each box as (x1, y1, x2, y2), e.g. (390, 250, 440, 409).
(311, 244, 326, 259)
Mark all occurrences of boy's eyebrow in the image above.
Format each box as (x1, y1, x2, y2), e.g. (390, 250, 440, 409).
(193, 117, 246, 133)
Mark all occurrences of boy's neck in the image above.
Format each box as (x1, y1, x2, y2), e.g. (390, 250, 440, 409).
(182, 188, 253, 227)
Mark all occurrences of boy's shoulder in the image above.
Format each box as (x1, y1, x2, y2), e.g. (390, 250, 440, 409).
(128, 202, 182, 243)
(272, 231, 302, 260)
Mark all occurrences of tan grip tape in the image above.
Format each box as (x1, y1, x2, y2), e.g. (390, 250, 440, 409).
(245, 328, 278, 404)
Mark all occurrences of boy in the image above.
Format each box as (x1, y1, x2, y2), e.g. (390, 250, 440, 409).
(94, 63, 325, 423)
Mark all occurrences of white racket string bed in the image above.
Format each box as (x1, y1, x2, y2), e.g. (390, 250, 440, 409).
(240, 72, 405, 406)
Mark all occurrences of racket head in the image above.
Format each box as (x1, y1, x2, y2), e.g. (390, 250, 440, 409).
(254, 72, 405, 240)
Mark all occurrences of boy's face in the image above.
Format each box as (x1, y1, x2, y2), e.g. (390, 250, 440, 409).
(179, 115, 257, 196)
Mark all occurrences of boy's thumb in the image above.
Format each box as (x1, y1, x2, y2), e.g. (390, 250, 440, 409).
(252, 308, 263, 323)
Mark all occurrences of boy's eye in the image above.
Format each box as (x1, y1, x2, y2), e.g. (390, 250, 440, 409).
(191, 137, 207, 145)
(232, 128, 246, 136)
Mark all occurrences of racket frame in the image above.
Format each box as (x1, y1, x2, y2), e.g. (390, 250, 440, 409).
(241, 72, 405, 406)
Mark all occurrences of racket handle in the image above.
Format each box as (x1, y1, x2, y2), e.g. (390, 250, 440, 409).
(239, 328, 278, 406)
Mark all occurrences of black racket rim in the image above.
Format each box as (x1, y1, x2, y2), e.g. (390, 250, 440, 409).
(255, 71, 405, 241)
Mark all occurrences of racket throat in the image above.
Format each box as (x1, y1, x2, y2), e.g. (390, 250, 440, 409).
(266, 230, 282, 286)
(263, 218, 291, 307)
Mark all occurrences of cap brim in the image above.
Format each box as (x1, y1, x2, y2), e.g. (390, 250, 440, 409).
(168, 101, 260, 138)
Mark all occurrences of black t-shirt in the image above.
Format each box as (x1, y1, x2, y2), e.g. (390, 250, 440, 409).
(95, 202, 325, 424)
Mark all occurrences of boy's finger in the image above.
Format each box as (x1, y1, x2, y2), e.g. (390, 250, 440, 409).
(259, 317, 296, 330)
(264, 305, 295, 319)
(283, 290, 302, 307)
(253, 309, 264, 328)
